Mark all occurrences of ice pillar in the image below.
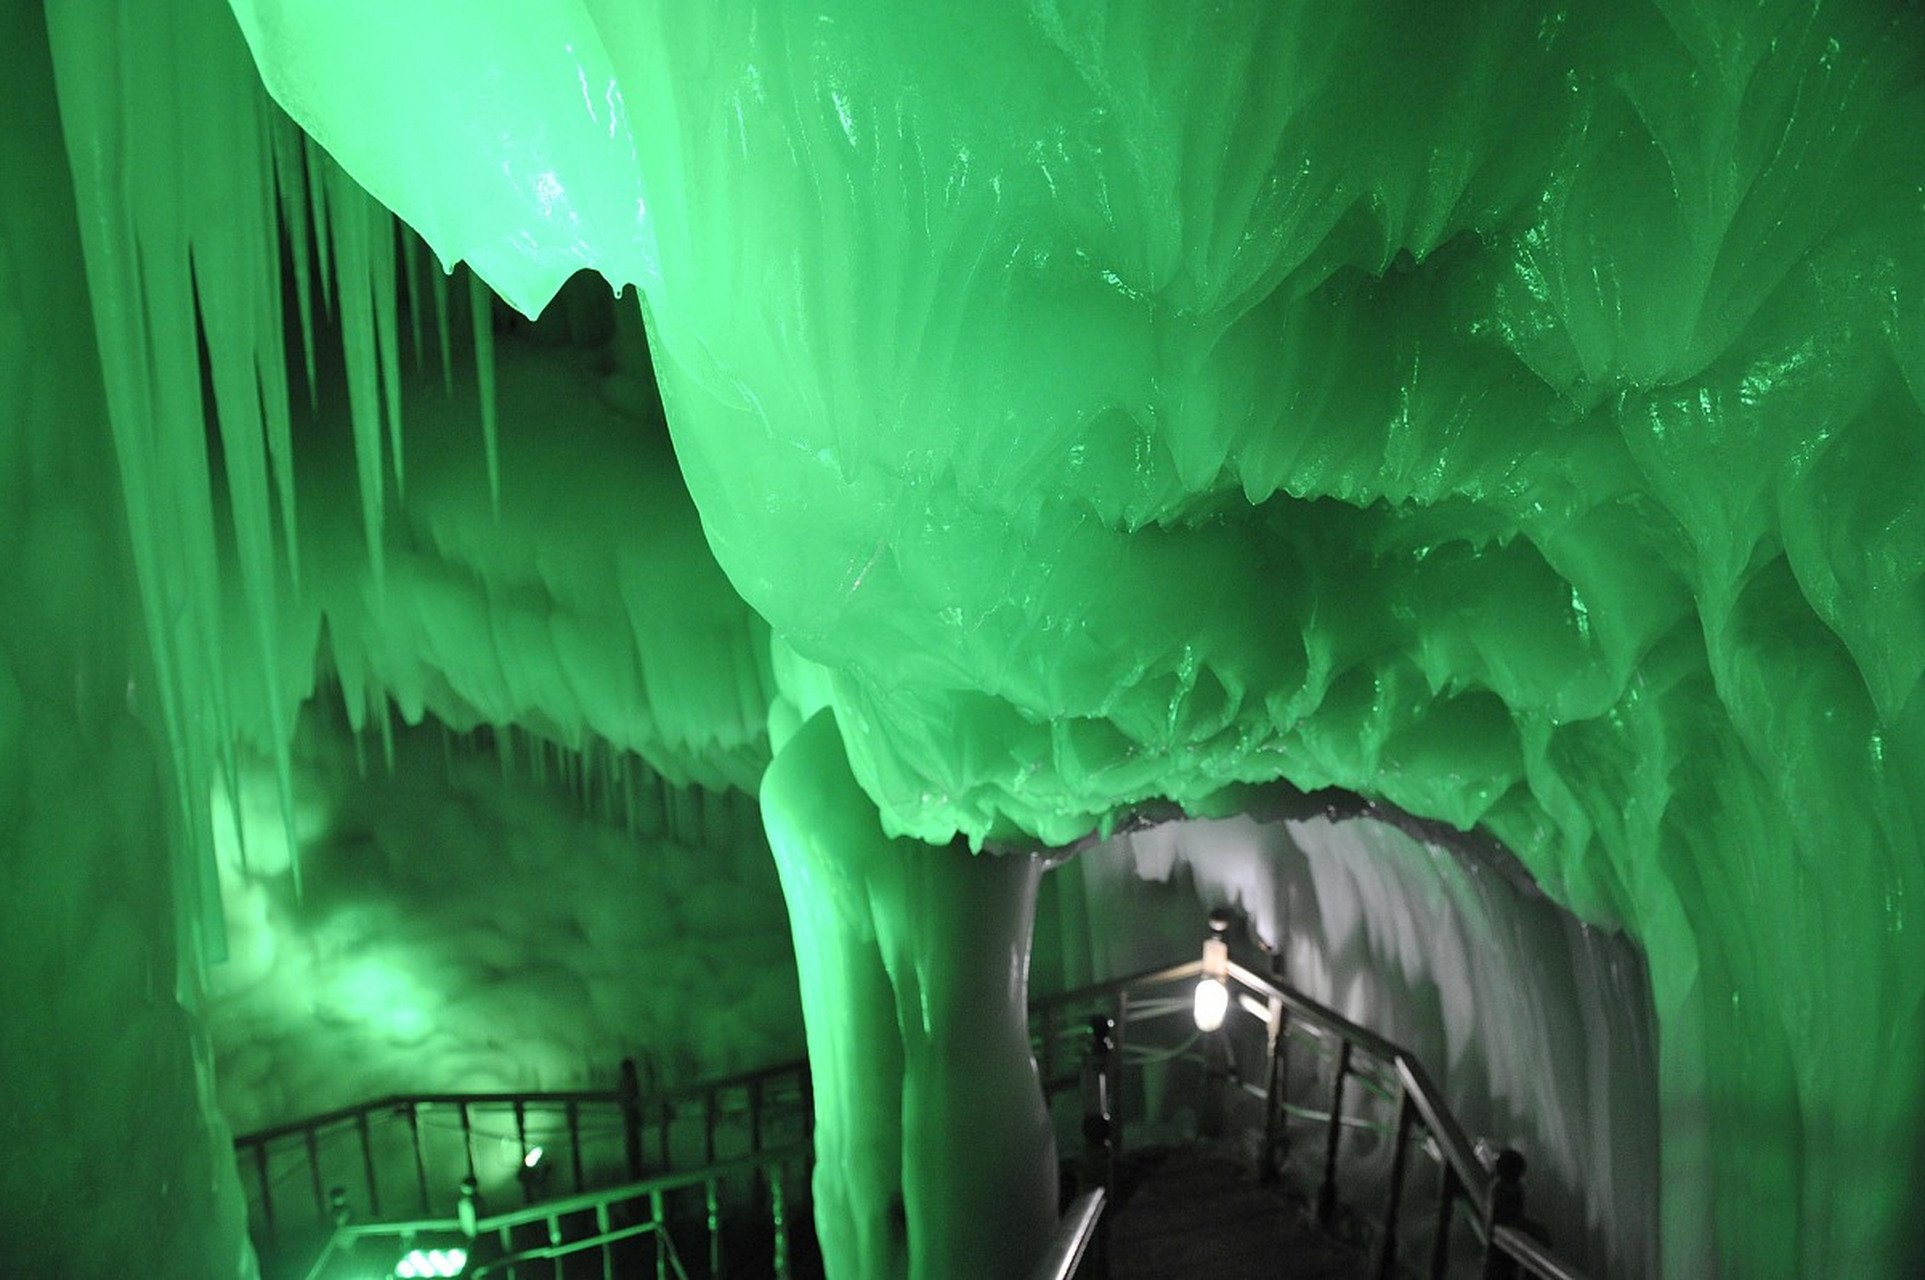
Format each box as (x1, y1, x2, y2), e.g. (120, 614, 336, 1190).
(763, 711, 1057, 1280)
(0, 9, 253, 1277)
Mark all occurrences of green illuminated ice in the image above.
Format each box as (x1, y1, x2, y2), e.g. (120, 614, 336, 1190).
(10, 0, 1925, 1276)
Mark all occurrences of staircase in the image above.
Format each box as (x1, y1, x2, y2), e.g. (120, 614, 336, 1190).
(1104, 1147, 1367, 1280)
(236, 957, 1588, 1279)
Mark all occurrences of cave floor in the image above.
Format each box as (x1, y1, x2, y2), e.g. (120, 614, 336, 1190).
(1104, 1145, 1371, 1280)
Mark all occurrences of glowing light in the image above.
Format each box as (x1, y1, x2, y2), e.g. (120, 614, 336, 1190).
(523, 1145, 543, 1168)
(395, 1247, 467, 1278)
(1193, 977, 1229, 1033)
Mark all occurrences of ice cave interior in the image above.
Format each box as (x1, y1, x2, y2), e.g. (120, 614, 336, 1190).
(3, 1, 1923, 1277)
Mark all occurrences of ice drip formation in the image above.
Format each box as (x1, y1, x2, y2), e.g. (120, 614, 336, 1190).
(3, 0, 1923, 1276)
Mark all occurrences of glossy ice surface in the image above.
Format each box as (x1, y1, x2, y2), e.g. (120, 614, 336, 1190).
(13, 0, 1925, 1275)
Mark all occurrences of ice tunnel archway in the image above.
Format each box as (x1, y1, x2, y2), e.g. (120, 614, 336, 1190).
(1037, 797, 1661, 1278)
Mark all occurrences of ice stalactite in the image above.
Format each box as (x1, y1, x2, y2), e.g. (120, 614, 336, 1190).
(244, 302, 778, 796)
(764, 711, 1057, 1280)
(43, 0, 513, 911)
(0, 8, 253, 1276)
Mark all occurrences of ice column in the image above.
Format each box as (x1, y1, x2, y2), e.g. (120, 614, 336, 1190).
(0, 9, 253, 1276)
(763, 711, 1057, 1280)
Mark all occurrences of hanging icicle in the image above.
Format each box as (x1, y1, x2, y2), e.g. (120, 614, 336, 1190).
(470, 268, 502, 514)
(324, 157, 390, 590)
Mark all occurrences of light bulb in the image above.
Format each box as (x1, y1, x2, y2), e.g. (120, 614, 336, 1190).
(1194, 976, 1229, 1032)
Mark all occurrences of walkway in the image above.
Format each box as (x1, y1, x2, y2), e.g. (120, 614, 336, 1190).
(1105, 1145, 1370, 1280)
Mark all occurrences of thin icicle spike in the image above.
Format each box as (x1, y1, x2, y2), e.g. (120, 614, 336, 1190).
(376, 690, 396, 774)
(185, 45, 297, 888)
(470, 267, 502, 514)
(370, 213, 405, 498)
(305, 133, 336, 319)
(40, 0, 284, 967)
(218, 748, 248, 877)
(235, 108, 302, 597)
(430, 264, 455, 395)
(325, 157, 388, 588)
(258, 292, 302, 592)
(401, 231, 427, 369)
(270, 115, 320, 412)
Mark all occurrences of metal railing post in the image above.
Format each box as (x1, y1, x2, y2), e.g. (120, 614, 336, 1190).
(1374, 1090, 1416, 1280)
(253, 1143, 276, 1238)
(460, 1103, 479, 1185)
(306, 1128, 326, 1218)
(1110, 991, 1129, 1157)
(1261, 1000, 1287, 1183)
(567, 1101, 585, 1193)
(1081, 1015, 1117, 1205)
(1482, 1149, 1527, 1280)
(406, 1103, 430, 1214)
(357, 1111, 380, 1217)
(514, 1101, 532, 1204)
(1317, 1039, 1351, 1228)
(619, 1058, 644, 1179)
(1429, 1163, 1461, 1280)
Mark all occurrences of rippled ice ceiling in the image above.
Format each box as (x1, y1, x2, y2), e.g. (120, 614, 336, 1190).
(23, 0, 1925, 1275)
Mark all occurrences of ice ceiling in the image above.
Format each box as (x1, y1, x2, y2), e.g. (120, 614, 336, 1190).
(19, 0, 1925, 1276)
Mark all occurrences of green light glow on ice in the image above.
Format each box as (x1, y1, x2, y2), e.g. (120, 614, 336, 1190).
(6, 0, 1924, 1277)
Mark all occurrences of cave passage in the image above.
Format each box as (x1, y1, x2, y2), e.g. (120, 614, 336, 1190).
(3, 1, 1923, 1277)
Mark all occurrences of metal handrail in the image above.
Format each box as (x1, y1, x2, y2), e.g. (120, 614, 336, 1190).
(236, 1057, 812, 1248)
(304, 1144, 806, 1280)
(236, 1089, 618, 1149)
(235, 1058, 809, 1149)
(322, 1143, 806, 1240)
(1495, 1224, 1583, 1280)
(1026, 1189, 1106, 1280)
(1031, 955, 1588, 1280)
(245, 953, 1588, 1280)
(1224, 958, 1585, 1280)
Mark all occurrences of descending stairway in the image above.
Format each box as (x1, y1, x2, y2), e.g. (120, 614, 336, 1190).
(1104, 1146, 1369, 1280)
(238, 951, 1588, 1279)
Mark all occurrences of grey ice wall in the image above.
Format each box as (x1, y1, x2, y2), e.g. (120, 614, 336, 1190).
(1037, 810, 1658, 1279)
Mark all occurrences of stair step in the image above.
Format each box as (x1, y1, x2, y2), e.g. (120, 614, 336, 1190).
(1107, 1147, 1370, 1280)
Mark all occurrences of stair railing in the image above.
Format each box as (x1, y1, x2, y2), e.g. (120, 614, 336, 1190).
(234, 1058, 811, 1248)
(1026, 1188, 1107, 1280)
(301, 1143, 808, 1280)
(244, 955, 1589, 1279)
(1027, 959, 1590, 1280)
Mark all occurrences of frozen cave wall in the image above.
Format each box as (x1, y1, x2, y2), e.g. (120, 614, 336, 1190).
(10, 0, 1925, 1276)
(206, 706, 802, 1137)
(1035, 810, 1660, 1278)
(0, 9, 251, 1276)
(222, 3, 1925, 1273)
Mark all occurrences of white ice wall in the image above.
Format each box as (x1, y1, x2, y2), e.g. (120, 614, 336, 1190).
(1039, 808, 1658, 1278)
